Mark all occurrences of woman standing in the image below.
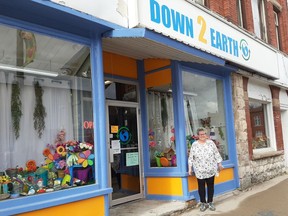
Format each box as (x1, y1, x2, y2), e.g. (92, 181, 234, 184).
(188, 127, 223, 212)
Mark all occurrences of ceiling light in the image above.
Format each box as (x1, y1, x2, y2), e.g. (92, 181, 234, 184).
(105, 80, 112, 85)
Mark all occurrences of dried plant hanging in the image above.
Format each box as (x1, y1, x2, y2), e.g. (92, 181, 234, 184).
(11, 81, 22, 139)
(161, 96, 168, 132)
(33, 81, 47, 138)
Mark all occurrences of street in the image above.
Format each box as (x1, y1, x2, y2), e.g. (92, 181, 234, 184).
(180, 174, 288, 216)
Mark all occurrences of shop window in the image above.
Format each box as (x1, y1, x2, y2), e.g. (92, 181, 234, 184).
(249, 100, 271, 149)
(183, 72, 229, 161)
(0, 25, 95, 199)
(146, 69, 176, 168)
(105, 80, 138, 102)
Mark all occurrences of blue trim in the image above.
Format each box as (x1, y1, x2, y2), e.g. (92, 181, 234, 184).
(137, 60, 151, 197)
(0, 16, 90, 46)
(104, 28, 225, 66)
(104, 73, 138, 82)
(91, 34, 109, 188)
(146, 194, 194, 201)
(145, 171, 187, 177)
(104, 195, 110, 216)
(181, 61, 235, 76)
(145, 65, 172, 74)
(171, 61, 186, 173)
(182, 176, 191, 200)
(0, 187, 112, 216)
(137, 60, 150, 175)
(0, 0, 119, 39)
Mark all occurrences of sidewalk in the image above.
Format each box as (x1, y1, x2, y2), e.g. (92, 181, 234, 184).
(109, 173, 288, 216)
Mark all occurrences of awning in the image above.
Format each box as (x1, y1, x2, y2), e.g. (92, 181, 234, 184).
(103, 28, 228, 67)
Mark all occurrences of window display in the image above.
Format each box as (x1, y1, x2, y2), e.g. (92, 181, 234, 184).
(183, 71, 229, 161)
(147, 85, 176, 167)
(0, 25, 95, 200)
(249, 100, 270, 149)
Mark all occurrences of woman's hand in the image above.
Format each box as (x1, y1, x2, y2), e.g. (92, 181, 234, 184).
(188, 167, 194, 176)
(218, 163, 224, 171)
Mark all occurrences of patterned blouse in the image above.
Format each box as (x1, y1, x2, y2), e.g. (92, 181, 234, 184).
(188, 139, 223, 179)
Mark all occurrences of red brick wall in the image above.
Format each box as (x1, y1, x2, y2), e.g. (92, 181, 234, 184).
(241, 0, 254, 33)
(206, 0, 288, 54)
(269, 85, 284, 151)
(278, 0, 288, 53)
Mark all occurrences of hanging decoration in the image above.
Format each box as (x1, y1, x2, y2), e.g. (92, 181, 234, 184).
(11, 81, 22, 139)
(161, 96, 168, 132)
(19, 30, 37, 67)
(33, 81, 47, 138)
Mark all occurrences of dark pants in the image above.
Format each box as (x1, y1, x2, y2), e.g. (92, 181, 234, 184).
(197, 176, 215, 203)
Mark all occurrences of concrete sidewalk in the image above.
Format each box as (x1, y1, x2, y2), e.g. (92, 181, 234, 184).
(109, 173, 288, 216)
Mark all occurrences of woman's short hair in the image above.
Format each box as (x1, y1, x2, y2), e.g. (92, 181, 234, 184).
(197, 127, 207, 135)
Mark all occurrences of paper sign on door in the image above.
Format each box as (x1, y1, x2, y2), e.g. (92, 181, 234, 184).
(111, 140, 121, 154)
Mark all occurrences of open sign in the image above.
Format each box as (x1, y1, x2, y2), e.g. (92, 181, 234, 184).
(83, 121, 94, 129)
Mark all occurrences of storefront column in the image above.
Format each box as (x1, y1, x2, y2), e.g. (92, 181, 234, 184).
(269, 85, 284, 151)
(243, 76, 253, 160)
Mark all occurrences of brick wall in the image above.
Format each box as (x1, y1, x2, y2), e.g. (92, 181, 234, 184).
(269, 85, 284, 151)
(278, 0, 288, 53)
(206, 0, 288, 53)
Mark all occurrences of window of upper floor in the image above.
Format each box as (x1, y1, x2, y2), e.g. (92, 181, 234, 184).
(237, 0, 244, 28)
(252, 0, 268, 42)
(185, 0, 206, 6)
(273, 8, 280, 49)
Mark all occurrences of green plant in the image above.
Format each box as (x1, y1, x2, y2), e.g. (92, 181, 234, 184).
(11, 81, 22, 139)
(33, 81, 47, 138)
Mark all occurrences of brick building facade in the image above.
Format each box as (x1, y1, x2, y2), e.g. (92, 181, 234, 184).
(202, 0, 288, 189)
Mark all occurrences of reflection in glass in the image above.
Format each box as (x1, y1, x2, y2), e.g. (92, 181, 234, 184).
(146, 84, 177, 168)
(183, 71, 229, 160)
(0, 24, 95, 200)
(249, 101, 270, 149)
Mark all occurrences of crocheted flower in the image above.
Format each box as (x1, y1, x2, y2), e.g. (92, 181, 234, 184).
(56, 145, 66, 157)
(42, 148, 54, 163)
(78, 150, 95, 168)
(26, 160, 37, 172)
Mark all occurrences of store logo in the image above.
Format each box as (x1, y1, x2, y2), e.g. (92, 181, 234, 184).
(117, 127, 132, 145)
(240, 39, 250, 61)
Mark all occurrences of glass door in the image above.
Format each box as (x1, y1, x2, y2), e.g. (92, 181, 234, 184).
(106, 101, 143, 206)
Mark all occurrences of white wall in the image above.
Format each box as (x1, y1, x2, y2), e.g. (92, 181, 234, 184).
(50, 0, 133, 27)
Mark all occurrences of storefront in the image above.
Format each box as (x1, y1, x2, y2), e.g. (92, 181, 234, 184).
(1, 0, 280, 215)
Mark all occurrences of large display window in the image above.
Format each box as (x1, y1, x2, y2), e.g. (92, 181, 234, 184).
(183, 71, 229, 161)
(146, 68, 176, 168)
(0, 24, 95, 199)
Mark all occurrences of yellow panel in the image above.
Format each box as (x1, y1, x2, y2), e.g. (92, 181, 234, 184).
(215, 168, 234, 184)
(147, 177, 183, 196)
(17, 196, 105, 216)
(103, 52, 137, 79)
(188, 168, 234, 191)
(144, 59, 171, 72)
(145, 69, 172, 89)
